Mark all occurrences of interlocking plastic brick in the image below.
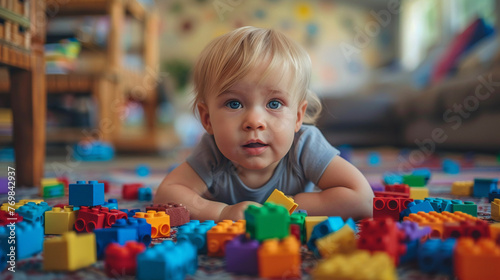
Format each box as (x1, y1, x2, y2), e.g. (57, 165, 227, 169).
(305, 216, 328, 242)
(383, 172, 403, 185)
(45, 206, 78, 234)
(122, 183, 143, 200)
(0, 221, 44, 259)
(290, 212, 307, 244)
(412, 168, 431, 183)
(41, 177, 65, 198)
(315, 224, 356, 258)
(489, 223, 500, 244)
(409, 187, 429, 200)
(69, 180, 105, 207)
(358, 218, 407, 265)
(403, 211, 480, 239)
(225, 234, 259, 275)
(307, 216, 356, 253)
(374, 190, 410, 198)
(138, 187, 152, 201)
(373, 197, 413, 221)
(418, 238, 456, 275)
(425, 197, 453, 212)
(265, 189, 298, 214)
(473, 178, 498, 198)
(451, 201, 477, 217)
(442, 158, 460, 174)
(105, 241, 146, 277)
(455, 238, 500, 280)
(119, 208, 142, 218)
(403, 174, 426, 187)
(94, 226, 137, 258)
(442, 220, 490, 240)
(312, 250, 396, 280)
(75, 206, 127, 232)
(0, 209, 23, 226)
(134, 210, 171, 238)
(451, 181, 474, 196)
(492, 198, 500, 222)
(385, 183, 411, 195)
(103, 199, 118, 210)
(112, 217, 152, 246)
(43, 231, 97, 271)
(177, 220, 216, 254)
(207, 220, 245, 257)
(146, 203, 190, 227)
(398, 221, 431, 264)
(245, 202, 290, 242)
(137, 240, 197, 280)
(489, 190, 500, 203)
(15, 201, 52, 225)
(1, 201, 26, 211)
(258, 236, 301, 279)
(399, 200, 434, 219)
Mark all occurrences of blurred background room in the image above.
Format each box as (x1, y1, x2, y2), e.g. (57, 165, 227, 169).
(1, 0, 499, 188)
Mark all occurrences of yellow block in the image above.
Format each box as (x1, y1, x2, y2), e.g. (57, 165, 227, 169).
(492, 199, 500, 222)
(305, 216, 328, 242)
(43, 232, 96, 271)
(451, 181, 474, 196)
(265, 189, 298, 214)
(312, 250, 396, 280)
(19, 199, 45, 204)
(316, 224, 356, 258)
(45, 206, 78, 234)
(41, 178, 60, 186)
(1, 202, 25, 211)
(489, 223, 500, 241)
(410, 187, 429, 200)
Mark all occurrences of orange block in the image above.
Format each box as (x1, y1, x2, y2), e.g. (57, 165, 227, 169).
(207, 220, 245, 257)
(134, 211, 170, 238)
(403, 211, 479, 238)
(455, 238, 500, 280)
(258, 236, 301, 279)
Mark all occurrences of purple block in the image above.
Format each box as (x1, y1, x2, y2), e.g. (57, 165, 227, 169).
(398, 221, 431, 242)
(0, 177, 8, 194)
(225, 234, 259, 276)
(370, 182, 385, 192)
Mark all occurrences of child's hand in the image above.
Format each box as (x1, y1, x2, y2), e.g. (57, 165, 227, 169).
(218, 201, 262, 221)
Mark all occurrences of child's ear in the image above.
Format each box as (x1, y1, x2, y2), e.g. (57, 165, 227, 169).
(197, 103, 214, 134)
(295, 100, 308, 132)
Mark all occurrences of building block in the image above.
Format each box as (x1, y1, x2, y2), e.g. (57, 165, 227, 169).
(73, 140, 114, 161)
(304, 216, 328, 242)
(137, 240, 197, 280)
(0, 221, 44, 259)
(15, 201, 52, 225)
(136, 164, 151, 177)
(418, 238, 456, 275)
(258, 236, 301, 279)
(367, 151, 381, 166)
(101, 180, 110, 193)
(451, 181, 474, 196)
(207, 220, 245, 257)
(398, 221, 431, 264)
(105, 241, 146, 277)
(147, 203, 190, 227)
(45, 206, 78, 234)
(307, 216, 356, 253)
(120, 208, 142, 218)
(452, 201, 477, 216)
(442, 158, 460, 174)
(0, 177, 9, 194)
(43, 232, 97, 271)
(122, 183, 143, 200)
(383, 172, 403, 185)
(454, 238, 500, 280)
(473, 178, 498, 198)
(403, 211, 480, 239)
(312, 250, 396, 280)
(409, 187, 429, 200)
(245, 202, 290, 242)
(403, 174, 426, 187)
(41, 178, 65, 198)
(94, 226, 138, 258)
(412, 168, 431, 183)
(371, 182, 385, 192)
(489, 190, 500, 203)
(374, 190, 410, 198)
(69, 180, 105, 207)
(177, 220, 216, 254)
(443, 220, 490, 240)
(491, 198, 500, 222)
(75, 206, 127, 232)
(399, 200, 434, 219)
(0, 209, 23, 226)
(112, 217, 152, 246)
(134, 211, 171, 238)
(385, 183, 410, 195)
(225, 234, 259, 276)
(1, 201, 26, 211)
(103, 199, 118, 210)
(290, 224, 301, 242)
(290, 212, 307, 244)
(489, 223, 500, 244)
(138, 187, 153, 201)
(358, 218, 407, 265)
(373, 197, 413, 221)
(265, 188, 298, 214)
(315, 224, 356, 258)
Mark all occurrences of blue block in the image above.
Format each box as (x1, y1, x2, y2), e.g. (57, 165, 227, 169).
(137, 240, 197, 280)
(138, 187, 153, 201)
(418, 239, 456, 275)
(442, 158, 460, 174)
(94, 226, 137, 258)
(0, 147, 14, 162)
(473, 178, 498, 198)
(136, 164, 151, 177)
(295, 209, 308, 215)
(412, 168, 431, 183)
(307, 217, 356, 252)
(400, 200, 435, 219)
(15, 202, 52, 225)
(383, 172, 403, 185)
(489, 190, 500, 203)
(0, 221, 44, 259)
(425, 198, 454, 213)
(177, 220, 215, 254)
(0, 246, 5, 271)
(119, 208, 142, 218)
(73, 141, 114, 161)
(112, 217, 152, 246)
(103, 198, 119, 210)
(367, 152, 381, 166)
(69, 180, 105, 207)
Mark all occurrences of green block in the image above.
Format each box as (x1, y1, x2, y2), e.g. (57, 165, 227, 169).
(43, 183, 65, 198)
(403, 175, 426, 187)
(452, 201, 477, 217)
(245, 202, 290, 241)
(291, 212, 307, 244)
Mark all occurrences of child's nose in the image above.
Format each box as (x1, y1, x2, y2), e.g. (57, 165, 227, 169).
(243, 109, 266, 131)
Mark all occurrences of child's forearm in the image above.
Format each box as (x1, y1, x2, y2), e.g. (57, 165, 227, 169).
(153, 184, 228, 221)
(293, 187, 373, 221)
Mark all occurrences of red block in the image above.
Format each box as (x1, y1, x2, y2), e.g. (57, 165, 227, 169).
(0, 210, 23, 226)
(100, 208, 128, 228)
(374, 191, 410, 198)
(443, 220, 490, 240)
(105, 241, 146, 277)
(146, 203, 190, 227)
(290, 224, 301, 242)
(358, 218, 407, 265)
(75, 206, 105, 232)
(385, 184, 410, 195)
(373, 197, 413, 221)
(122, 183, 143, 200)
(101, 180, 110, 193)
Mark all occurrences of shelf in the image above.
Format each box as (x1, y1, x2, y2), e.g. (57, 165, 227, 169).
(46, 127, 89, 143)
(0, 41, 31, 70)
(0, 7, 30, 28)
(46, 73, 118, 94)
(46, 0, 146, 21)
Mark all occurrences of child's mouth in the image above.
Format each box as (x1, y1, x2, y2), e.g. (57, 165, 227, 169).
(243, 143, 268, 148)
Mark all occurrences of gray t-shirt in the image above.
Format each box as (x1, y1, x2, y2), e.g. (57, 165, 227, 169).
(186, 125, 340, 205)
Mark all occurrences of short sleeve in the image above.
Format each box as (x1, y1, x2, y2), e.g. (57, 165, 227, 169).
(295, 125, 340, 185)
(186, 133, 225, 188)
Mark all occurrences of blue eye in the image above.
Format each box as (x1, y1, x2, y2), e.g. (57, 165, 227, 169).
(267, 100, 282, 109)
(226, 101, 242, 109)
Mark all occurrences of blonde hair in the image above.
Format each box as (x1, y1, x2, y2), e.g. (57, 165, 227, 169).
(192, 26, 322, 124)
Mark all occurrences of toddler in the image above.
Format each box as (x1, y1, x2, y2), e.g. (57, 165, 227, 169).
(154, 26, 374, 222)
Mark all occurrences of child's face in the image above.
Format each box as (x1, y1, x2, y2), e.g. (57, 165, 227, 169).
(198, 67, 307, 172)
